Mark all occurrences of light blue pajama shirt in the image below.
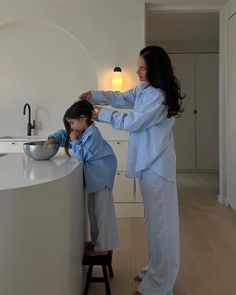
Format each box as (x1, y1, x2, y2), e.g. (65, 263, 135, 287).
(91, 83, 176, 181)
(50, 122, 117, 193)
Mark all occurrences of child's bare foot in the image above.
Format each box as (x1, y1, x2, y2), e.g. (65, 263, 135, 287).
(134, 275, 142, 282)
(85, 241, 95, 250)
(133, 291, 142, 295)
(84, 248, 108, 256)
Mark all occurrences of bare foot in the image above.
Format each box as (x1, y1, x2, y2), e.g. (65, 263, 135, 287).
(134, 275, 142, 282)
(85, 241, 95, 250)
(84, 248, 108, 256)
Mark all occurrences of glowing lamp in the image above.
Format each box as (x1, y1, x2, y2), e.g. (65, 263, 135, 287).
(112, 67, 123, 91)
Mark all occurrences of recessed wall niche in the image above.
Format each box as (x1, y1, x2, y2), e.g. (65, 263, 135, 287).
(0, 20, 97, 135)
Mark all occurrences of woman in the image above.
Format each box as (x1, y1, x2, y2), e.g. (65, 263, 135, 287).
(79, 46, 184, 295)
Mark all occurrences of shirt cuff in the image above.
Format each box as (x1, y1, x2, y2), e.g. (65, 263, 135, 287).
(91, 90, 101, 103)
(98, 109, 113, 123)
(48, 130, 63, 143)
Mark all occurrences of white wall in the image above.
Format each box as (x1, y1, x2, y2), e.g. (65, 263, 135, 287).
(218, 6, 227, 203)
(223, 0, 236, 209)
(0, 0, 145, 137)
(146, 40, 219, 53)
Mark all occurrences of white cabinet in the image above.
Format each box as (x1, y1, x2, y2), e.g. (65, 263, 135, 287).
(113, 171, 142, 203)
(0, 136, 47, 154)
(171, 54, 196, 169)
(0, 140, 64, 155)
(108, 141, 128, 171)
(0, 141, 24, 153)
(170, 53, 219, 170)
(195, 54, 219, 169)
(108, 140, 144, 217)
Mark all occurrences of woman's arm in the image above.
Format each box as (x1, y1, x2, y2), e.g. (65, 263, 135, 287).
(97, 92, 168, 132)
(91, 89, 136, 109)
(80, 88, 137, 109)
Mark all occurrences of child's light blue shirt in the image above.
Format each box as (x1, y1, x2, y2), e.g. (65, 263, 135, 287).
(50, 123, 117, 193)
(91, 84, 176, 182)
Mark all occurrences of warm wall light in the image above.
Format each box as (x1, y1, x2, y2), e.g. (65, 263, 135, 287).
(112, 67, 123, 91)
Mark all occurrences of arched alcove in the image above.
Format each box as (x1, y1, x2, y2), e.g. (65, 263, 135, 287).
(0, 20, 98, 135)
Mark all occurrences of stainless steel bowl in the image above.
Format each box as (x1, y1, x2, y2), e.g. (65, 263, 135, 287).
(23, 141, 60, 160)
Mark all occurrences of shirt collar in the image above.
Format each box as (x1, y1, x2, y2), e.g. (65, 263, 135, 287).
(140, 81, 150, 89)
(79, 122, 95, 143)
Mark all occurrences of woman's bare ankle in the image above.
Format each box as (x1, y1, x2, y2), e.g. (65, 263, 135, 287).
(134, 275, 142, 282)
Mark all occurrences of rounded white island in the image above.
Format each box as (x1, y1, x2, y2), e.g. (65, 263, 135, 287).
(0, 153, 85, 295)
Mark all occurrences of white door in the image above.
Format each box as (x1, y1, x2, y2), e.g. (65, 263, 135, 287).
(195, 53, 219, 170)
(170, 54, 196, 169)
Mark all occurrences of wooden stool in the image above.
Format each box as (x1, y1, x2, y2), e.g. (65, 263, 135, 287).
(82, 250, 113, 295)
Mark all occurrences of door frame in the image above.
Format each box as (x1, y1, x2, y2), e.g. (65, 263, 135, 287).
(146, 3, 226, 203)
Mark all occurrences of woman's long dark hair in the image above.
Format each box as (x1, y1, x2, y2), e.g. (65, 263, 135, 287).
(63, 100, 94, 157)
(140, 46, 184, 118)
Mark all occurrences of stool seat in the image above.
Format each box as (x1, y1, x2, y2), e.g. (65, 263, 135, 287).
(82, 250, 113, 295)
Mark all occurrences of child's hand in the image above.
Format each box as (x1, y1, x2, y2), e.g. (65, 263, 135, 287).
(45, 137, 56, 145)
(92, 106, 101, 121)
(70, 130, 81, 140)
(79, 91, 92, 101)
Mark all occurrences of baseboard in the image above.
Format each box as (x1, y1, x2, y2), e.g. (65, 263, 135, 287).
(177, 169, 219, 173)
(217, 194, 229, 206)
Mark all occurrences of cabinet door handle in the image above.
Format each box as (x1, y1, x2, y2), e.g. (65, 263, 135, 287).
(11, 142, 15, 145)
(194, 109, 197, 114)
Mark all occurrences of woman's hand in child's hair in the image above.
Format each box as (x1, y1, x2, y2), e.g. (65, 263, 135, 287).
(45, 137, 56, 145)
(92, 106, 101, 121)
(79, 90, 92, 101)
(69, 130, 81, 141)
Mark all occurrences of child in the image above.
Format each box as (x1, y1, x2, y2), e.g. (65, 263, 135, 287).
(46, 100, 119, 256)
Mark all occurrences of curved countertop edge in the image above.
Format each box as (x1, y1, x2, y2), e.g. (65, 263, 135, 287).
(0, 153, 82, 191)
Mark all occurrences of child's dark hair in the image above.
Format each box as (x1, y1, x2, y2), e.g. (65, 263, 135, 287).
(63, 100, 94, 157)
(140, 46, 184, 118)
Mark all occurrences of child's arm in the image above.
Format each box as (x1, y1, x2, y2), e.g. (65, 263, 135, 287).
(70, 130, 100, 161)
(45, 137, 56, 145)
(70, 138, 93, 161)
(47, 129, 68, 147)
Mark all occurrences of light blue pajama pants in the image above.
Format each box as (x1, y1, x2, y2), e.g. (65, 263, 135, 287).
(138, 169, 180, 295)
(87, 186, 119, 252)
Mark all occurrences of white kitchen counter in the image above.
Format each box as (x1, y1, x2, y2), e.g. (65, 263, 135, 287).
(0, 153, 85, 295)
(0, 153, 79, 190)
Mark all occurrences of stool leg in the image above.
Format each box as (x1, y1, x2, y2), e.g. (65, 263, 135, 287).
(102, 264, 111, 295)
(83, 265, 93, 295)
(108, 251, 114, 278)
(107, 263, 114, 278)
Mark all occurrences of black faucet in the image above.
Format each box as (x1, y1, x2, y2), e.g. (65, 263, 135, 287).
(23, 103, 35, 136)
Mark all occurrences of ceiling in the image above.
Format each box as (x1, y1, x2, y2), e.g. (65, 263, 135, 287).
(146, 0, 228, 5)
(146, 11, 219, 41)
